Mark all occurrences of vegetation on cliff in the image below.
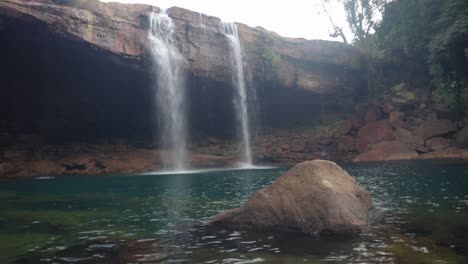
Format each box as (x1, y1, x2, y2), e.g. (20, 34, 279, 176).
(325, 0, 468, 116)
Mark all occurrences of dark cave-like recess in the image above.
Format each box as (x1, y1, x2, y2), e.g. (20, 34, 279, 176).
(0, 17, 154, 144)
(0, 16, 352, 146)
(0, 17, 239, 145)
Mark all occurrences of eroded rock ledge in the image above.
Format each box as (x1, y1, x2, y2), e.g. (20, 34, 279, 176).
(0, 0, 364, 94)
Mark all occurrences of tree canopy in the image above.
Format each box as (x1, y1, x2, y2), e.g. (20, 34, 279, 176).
(323, 0, 468, 114)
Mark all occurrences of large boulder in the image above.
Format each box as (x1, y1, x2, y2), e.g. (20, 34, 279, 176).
(389, 111, 405, 126)
(416, 119, 457, 140)
(356, 120, 393, 152)
(364, 103, 384, 123)
(353, 140, 420, 162)
(426, 137, 451, 151)
(393, 127, 427, 152)
(211, 160, 373, 235)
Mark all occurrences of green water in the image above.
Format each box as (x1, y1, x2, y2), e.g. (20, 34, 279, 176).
(1, 161, 468, 263)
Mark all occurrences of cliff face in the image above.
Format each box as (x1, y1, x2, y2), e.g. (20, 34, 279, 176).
(0, 0, 367, 147)
(0, 0, 363, 94)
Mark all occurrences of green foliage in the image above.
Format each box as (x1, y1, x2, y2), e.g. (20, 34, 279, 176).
(261, 43, 281, 81)
(377, 0, 442, 57)
(263, 48, 281, 81)
(428, 0, 468, 112)
(335, 0, 468, 114)
(211, 149, 225, 156)
(342, 0, 385, 42)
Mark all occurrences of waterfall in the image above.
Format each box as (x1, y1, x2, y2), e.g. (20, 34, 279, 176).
(221, 22, 253, 166)
(148, 11, 188, 171)
(198, 12, 205, 28)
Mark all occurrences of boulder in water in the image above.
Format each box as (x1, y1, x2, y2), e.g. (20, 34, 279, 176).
(211, 160, 373, 235)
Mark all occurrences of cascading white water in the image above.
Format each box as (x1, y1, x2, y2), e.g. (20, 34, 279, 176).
(198, 12, 205, 28)
(221, 22, 253, 166)
(148, 11, 188, 171)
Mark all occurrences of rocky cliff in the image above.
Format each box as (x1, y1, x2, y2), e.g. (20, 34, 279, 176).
(0, 0, 363, 93)
(0, 0, 373, 177)
(0, 0, 367, 143)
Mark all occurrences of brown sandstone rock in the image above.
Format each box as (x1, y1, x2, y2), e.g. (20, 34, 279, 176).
(190, 154, 236, 168)
(426, 137, 451, 151)
(382, 103, 395, 114)
(421, 147, 468, 160)
(353, 141, 420, 162)
(364, 103, 384, 122)
(350, 115, 365, 130)
(393, 127, 427, 152)
(416, 119, 457, 140)
(334, 119, 353, 137)
(289, 141, 307, 153)
(0, 0, 364, 94)
(337, 136, 356, 152)
(211, 160, 373, 235)
(356, 120, 393, 152)
(456, 126, 468, 148)
(389, 111, 405, 125)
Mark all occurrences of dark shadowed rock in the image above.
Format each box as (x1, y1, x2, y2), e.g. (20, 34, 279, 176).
(422, 147, 468, 160)
(426, 137, 451, 151)
(382, 103, 395, 114)
(356, 120, 393, 152)
(334, 119, 353, 137)
(353, 140, 420, 162)
(389, 111, 405, 125)
(364, 103, 384, 123)
(211, 160, 373, 236)
(393, 127, 427, 152)
(337, 136, 356, 152)
(289, 141, 307, 153)
(350, 115, 365, 130)
(416, 119, 457, 140)
(457, 126, 468, 148)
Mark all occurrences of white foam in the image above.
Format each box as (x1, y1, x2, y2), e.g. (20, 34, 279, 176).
(142, 164, 276, 176)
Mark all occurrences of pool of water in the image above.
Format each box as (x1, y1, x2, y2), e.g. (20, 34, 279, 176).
(1, 161, 468, 263)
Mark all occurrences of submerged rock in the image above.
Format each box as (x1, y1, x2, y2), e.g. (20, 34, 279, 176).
(211, 160, 373, 235)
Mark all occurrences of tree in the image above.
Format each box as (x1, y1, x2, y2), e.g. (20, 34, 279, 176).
(377, 0, 442, 57)
(320, 0, 349, 44)
(428, 0, 468, 111)
(320, 0, 388, 43)
(342, 0, 387, 42)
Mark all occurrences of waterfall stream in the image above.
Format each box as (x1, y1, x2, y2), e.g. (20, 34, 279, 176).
(221, 22, 253, 166)
(148, 11, 188, 171)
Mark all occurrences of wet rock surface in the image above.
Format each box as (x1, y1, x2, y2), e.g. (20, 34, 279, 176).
(0, 143, 237, 177)
(211, 160, 373, 235)
(353, 141, 420, 162)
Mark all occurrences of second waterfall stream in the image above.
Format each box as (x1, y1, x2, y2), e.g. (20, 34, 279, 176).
(221, 22, 254, 167)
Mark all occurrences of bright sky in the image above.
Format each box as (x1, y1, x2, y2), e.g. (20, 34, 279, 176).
(99, 0, 351, 41)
